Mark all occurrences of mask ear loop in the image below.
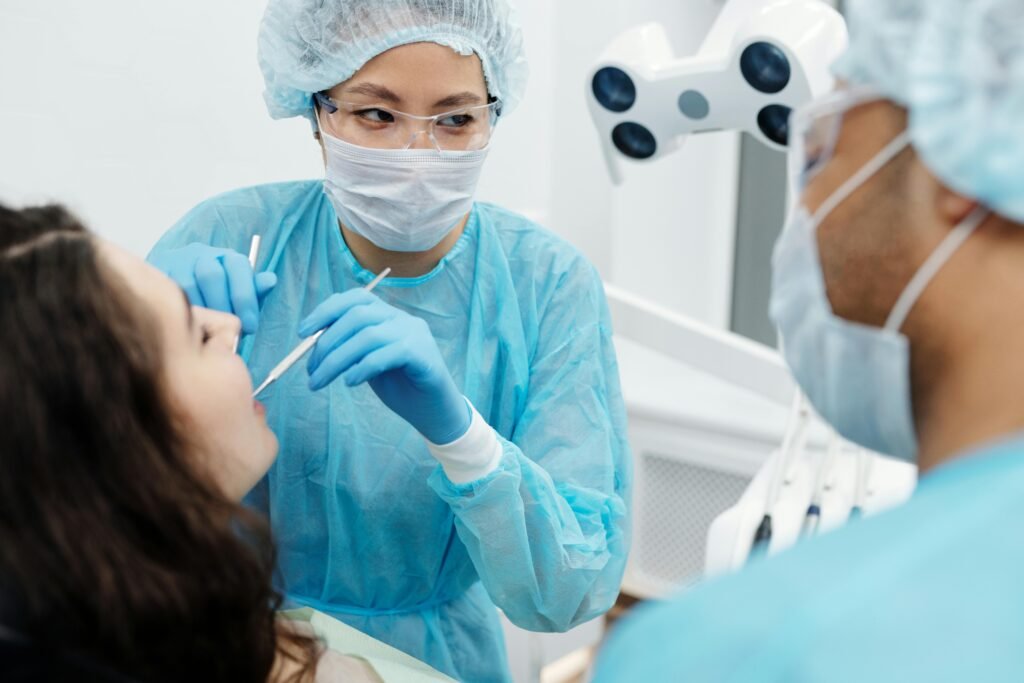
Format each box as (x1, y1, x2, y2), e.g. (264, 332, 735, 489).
(884, 206, 990, 332)
(810, 131, 913, 229)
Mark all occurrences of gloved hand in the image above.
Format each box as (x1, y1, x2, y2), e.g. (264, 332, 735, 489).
(149, 243, 277, 335)
(299, 288, 472, 445)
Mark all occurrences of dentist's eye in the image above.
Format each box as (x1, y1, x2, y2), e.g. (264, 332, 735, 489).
(439, 114, 473, 128)
(356, 108, 396, 124)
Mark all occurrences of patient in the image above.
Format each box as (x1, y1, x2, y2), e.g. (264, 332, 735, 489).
(0, 204, 386, 682)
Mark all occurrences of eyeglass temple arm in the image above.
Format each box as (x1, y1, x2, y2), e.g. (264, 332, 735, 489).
(489, 96, 503, 119)
(314, 91, 339, 114)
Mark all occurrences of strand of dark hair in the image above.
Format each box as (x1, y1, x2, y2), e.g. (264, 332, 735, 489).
(0, 203, 318, 682)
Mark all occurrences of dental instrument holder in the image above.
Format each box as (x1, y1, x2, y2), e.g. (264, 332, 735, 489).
(252, 267, 391, 398)
(704, 438, 917, 577)
(586, 0, 848, 184)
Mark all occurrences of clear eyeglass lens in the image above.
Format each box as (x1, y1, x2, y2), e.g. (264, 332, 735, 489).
(789, 88, 884, 192)
(788, 108, 843, 193)
(804, 113, 841, 175)
(321, 102, 496, 151)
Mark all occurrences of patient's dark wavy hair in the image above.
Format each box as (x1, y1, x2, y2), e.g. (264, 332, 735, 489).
(0, 204, 317, 682)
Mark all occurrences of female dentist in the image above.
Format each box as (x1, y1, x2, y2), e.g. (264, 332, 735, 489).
(148, 1, 631, 680)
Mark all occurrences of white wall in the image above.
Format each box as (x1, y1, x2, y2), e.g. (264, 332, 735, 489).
(0, 0, 739, 328)
(0, 0, 572, 257)
(0, 2, 315, 256)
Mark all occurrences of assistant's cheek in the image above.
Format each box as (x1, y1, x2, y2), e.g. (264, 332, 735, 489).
(817, 239, 843, 315)
(801, 178, 832, 219)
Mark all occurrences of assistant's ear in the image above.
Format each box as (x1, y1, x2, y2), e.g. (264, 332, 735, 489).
(936, 184, 979, 228)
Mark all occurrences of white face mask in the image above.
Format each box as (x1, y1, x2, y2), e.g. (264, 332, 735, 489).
(319, 129, 490, 253)
(770, 132, 988, 462)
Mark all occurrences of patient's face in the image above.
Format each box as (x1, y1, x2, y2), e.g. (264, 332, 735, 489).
(99, 241, 278, 500)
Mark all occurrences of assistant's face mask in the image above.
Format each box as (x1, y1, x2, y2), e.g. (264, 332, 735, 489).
(317, 119, 490, 253)
(770, 131, 989, 462)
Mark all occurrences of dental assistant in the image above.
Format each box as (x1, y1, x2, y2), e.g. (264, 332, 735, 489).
(147, 1, 632, 681)
(594, 0, 1024, 680)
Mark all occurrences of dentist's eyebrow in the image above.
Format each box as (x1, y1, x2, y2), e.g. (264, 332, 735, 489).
(433, 92, 484, 109)
(344, 82, 403, 104)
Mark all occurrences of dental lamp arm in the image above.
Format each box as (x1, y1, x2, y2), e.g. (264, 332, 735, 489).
(604, 283, 795, 406)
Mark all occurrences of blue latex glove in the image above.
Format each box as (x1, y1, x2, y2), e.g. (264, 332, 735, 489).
(149, 242, 277, 334)
(299, 288, 472, 445)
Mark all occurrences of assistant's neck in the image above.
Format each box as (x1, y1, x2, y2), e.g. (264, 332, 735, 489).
(339, 213, 469, 278)
(910, 223, 1024, 474)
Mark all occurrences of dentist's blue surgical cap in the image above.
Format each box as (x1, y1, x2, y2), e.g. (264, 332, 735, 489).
(257, 0, 529, 121)
(834, 0, 1024, 222)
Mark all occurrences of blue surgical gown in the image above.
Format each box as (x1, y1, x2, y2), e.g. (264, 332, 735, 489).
(593, 436, 1024, 683)
(149, 181, 632, 682)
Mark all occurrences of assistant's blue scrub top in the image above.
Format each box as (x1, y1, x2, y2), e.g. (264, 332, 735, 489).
(595, 436, 1024, 683)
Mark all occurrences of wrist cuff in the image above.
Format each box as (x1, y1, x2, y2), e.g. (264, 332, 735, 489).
(426, 398, 503, 484)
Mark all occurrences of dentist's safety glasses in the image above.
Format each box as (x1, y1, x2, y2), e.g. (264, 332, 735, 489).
(787, 85, 885, 194)
(314, 92, 501, 152)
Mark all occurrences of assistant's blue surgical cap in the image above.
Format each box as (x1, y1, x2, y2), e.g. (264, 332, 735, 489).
(834, 0, 1024, 222)
(257, 0, 529, 123)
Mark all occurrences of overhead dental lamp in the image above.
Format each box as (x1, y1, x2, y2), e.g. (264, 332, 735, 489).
(587, 0, 849, 183)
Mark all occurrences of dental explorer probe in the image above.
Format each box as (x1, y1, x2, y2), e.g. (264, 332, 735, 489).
(252, 267, 391, 398)
(233, 234, 262, 353)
